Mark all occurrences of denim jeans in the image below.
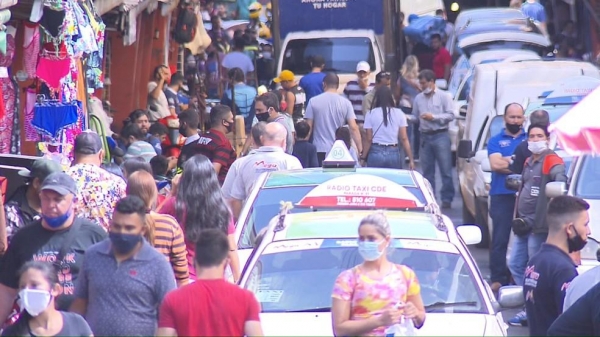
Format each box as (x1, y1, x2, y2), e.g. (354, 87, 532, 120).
(367, 144, 402, 169)
(508, 232, 548, 286)
(489, 194, 516, 285)
(420, 131, 454, 203)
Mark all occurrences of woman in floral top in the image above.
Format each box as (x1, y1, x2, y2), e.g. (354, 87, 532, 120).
(331, 212, 426, 336)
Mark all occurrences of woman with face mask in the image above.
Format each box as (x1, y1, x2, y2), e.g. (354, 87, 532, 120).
(331, 212, 426, 336)
(2, 261, 92, 337)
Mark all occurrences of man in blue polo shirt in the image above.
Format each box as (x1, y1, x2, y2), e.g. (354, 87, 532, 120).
(488, 103, 526, 294)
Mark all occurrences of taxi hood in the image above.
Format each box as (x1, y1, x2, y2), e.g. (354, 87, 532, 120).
(260, 312, 491, 336)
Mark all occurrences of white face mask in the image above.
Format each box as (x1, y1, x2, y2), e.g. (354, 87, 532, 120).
(262, 52, 272, 59)
(423, 87, 433, 94)
(528, 140, 548, 154)
(18, 289, 51, 317)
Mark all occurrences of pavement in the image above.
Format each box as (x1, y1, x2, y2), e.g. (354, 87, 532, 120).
(426, 162, 530, 336)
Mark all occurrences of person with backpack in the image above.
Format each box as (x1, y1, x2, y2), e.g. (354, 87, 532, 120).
(507, 123, 567, 327)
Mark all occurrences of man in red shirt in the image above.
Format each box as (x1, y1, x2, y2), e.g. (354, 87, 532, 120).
(431, 33, 452, 81)
(156, 229, 263, 337)
(191, 104, 237, 184)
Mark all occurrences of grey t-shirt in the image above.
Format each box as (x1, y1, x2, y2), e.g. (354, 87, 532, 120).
(273, 113, 295, 154)
(1, 312, 92, 337)
(305, 92, 356, 153)
(517, 156, 543, 225)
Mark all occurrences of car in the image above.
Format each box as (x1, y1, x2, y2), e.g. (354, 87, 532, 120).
(239, 207, 515, 336)
(234, 141, 440, 267)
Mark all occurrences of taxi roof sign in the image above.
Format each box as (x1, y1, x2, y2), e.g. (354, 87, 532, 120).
(543, 76, 600, 105)
(322, 140, 357, 169)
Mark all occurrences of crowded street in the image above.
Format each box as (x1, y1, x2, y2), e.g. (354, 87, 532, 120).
(0, 0, 600, 336)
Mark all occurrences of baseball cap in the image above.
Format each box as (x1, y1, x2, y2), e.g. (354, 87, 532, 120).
(356, 61, 371, 73)
(74, 131, 103, 155)
(40, 172, 78, 196)
(18, 159, 63, 181)
(375, 71, 391, 83)
(273, 70, 295, 83)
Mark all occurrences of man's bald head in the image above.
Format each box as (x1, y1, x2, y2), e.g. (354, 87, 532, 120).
(530, 109, 550, 127)
(263, 122, 288, 149)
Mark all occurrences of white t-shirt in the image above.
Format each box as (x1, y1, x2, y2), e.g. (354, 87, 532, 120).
(147, 81, 171, 121)
(230, 146, 303, 200)
(363, 107, 408, 145)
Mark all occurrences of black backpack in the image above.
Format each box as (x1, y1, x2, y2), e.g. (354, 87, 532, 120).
(172, 2, 197, 44)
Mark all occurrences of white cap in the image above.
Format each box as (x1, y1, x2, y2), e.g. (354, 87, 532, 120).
(356, 61, 371, 73)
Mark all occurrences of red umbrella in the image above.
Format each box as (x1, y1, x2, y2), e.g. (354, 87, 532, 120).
(550, 86, 600, 155)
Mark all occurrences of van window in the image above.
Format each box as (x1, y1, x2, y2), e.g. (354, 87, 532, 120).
(483, 116, 505, 149)
(463, 41, 547, 57)
(282, 37, 376, 75)
(458, 74, 473, 101)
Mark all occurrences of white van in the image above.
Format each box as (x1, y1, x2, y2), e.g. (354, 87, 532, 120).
(456, 60, 600, 247)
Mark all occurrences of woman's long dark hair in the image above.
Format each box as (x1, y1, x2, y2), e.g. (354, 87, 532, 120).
(372, 86, 396, 127)
(12, 261, 59, 335)
(175, 154, 231, 243)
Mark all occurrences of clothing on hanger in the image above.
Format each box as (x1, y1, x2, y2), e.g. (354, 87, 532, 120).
(24, 88, 38, 141)
(23, 22, 40, 79)
(32, 99, 80, 140)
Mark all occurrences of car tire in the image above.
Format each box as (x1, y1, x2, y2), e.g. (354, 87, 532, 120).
(474, 198, 490, 249)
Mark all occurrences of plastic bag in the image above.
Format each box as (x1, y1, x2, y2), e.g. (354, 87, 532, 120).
(385, 317, 417, 336)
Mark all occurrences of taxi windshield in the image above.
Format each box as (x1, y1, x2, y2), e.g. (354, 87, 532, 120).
(239, 186, 427, 249)
(244, 244, 485, 314)
(575, 155, 600, 199)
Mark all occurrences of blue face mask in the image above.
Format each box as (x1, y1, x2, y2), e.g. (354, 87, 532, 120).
(109, 232, 143, 255)
(358, 240, 385, 261)
(42, 209, 72, 229)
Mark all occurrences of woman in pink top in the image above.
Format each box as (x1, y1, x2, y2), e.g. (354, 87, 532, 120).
(158, 154, 240, 282)
(331, 212, 426, 336)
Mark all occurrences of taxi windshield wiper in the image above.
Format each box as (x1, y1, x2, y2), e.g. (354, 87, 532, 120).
(425, 301, 478, 310)
(282, 307, 331, 313)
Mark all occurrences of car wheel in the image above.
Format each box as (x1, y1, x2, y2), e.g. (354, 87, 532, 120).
(474, 198, 490, 249)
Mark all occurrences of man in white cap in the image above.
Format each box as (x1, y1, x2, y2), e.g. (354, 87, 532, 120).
(343, 61, 375, 123)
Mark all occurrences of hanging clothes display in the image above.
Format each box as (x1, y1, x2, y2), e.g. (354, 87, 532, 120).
(10, 76, 20, 154)
(24, 88, 38, 141)
(23, 22, 40, 79)
(32, 98, 79, 140)
(0, 33, 15, 154)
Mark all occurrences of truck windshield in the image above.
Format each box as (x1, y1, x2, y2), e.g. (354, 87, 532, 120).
(282, 37, 375, 75)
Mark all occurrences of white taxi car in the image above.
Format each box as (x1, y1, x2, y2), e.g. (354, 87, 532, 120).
(235, 141, 441, 267)
(240, 207, 517, 336)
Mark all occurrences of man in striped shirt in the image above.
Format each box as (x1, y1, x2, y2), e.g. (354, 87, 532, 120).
(343, 61, 376, 123)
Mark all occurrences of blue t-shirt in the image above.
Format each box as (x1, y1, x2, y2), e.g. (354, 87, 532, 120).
(487, 129, 527, 195)
(522, 2, 546, 23)
(299, 72, 326, 103)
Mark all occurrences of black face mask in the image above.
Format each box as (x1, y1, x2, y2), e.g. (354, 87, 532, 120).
(256, 113, 270, 122)
(567, 226, 587, 253)
(178, 124, 187, 137)
(506, 123, 522, 134)
(223, 120, 234, 133)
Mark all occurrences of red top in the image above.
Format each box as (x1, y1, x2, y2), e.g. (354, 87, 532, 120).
(191, 128, 237, 184)
(158, 197, 235, 279)
(158, 279, 261, 336)
(432, 47, 452, 79)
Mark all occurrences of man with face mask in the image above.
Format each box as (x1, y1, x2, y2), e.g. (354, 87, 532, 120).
(253, 92, 294, 154)
(190, 105, 237, 184)
(176, 108, 201, 168)
(486, 103, 526, 294)
(507, 124, 567, 327)
(523, 195, 590, 336)
(70, 196, 176, 336)
(229, 122, 302, 219)
(510, 109, 551, 174)
(0, 173, 106, 323)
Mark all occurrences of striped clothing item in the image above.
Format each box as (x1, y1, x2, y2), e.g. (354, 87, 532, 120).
(343, 79, 375, 121)
(124, 140, 157, 162)
(151, 212, 189, 286)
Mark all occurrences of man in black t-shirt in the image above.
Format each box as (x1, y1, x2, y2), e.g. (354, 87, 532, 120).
(0, 173, 106, 323)
(177, 108, 201, 169)
(524, 195, 590, 336)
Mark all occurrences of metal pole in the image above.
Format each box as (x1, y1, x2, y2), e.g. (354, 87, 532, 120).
(272, 0, 281, 61)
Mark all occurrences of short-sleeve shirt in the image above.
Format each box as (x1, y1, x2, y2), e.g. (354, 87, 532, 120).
(158, 279, 260, 336)
(75, 240, 177, 337)
(487, 129, 527, 195)
(221, 51, 255, 74)
(164, 87, 181, 115)
(304, 92, 356, 153)
(0, 218, 106, 310)
(364, 107, 408, 144)
(332, 264, 420, 336)
(67, 163, 127, 230)
(343, 79, 375, 121)
(272, 114, 295, 154)
(432, 47, 452, 79)
(563, 265, 600, 312)
(147, 81, 171, 121)
(152, 213, 189, 285)
(124, 140, 157, 162)
(158, 197, 235, 280)
(299, 72, 326, 103)
(524, 243, 578, 336)
(230, 146, 303, 201)
(1, 311, 93, 337)
(222, 150, 257, 200)
(192, 128, 237, 184)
